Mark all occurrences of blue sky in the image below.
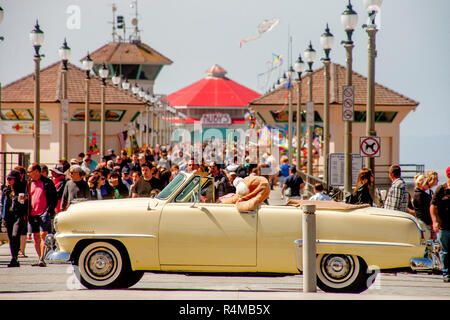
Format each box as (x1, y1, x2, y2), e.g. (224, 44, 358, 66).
(0, 0, 448, 170)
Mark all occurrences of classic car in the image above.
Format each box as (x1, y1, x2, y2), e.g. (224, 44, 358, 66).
(45, 171, 428, 293)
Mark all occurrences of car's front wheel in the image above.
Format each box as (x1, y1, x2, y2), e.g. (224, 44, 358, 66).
(75, 241, 138, 289)
(316, 254, 376, 293)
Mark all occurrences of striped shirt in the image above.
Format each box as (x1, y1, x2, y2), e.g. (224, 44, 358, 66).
(384, 177, 408, 212)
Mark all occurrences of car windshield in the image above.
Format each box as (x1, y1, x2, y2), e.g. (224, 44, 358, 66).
(156, 172, 187, 200)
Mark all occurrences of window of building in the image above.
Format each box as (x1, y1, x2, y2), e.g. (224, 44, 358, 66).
(71, 109, 126, 122)
(0, 108, 49, 121)
(270, 110, 323, 123)
(353, 111, 398, 123)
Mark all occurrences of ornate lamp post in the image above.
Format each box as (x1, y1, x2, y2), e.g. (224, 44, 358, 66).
(121, 78, 131, 91)
(58, 38, 71, 159)
(341, 0, 358, 194)
(0, 6, 4, 41)
(0, 7, 4, 119)
(98, 63, 109, 156)
(138, 87, 146, 146)
(111, 73, 121, 87)
(29, 21, 44, 163)
(320, 24, 334, 190)
(304, 41, 316, 194)
(287, 68, 295, 166)
(363, 0, 383, 198)
(82, 52, 94, 154)
(294, 55, 305, 172)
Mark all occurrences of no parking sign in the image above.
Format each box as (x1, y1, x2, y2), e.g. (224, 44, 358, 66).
(342, 85, 354, 121)
(360, 136, 381, 157)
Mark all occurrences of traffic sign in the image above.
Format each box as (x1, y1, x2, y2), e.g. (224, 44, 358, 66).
(360, 136, 381, 157)
(342, 85, 354, 121)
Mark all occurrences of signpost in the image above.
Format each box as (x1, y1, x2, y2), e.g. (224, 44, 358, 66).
(360, 136, 381, 157)
(342, 85, 354, 121)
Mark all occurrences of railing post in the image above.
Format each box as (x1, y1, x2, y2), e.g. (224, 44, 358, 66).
(302, 204, 317, 293)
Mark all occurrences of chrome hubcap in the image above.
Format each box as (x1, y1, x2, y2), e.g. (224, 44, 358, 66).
(87, 251, 115, 278)
(323, 255, 353, 282)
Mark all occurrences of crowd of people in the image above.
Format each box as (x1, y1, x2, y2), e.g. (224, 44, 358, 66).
(1, 145, 448, 283)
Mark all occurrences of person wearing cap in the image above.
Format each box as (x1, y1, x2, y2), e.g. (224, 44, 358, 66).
(82, 153, 98, 172)
(50, 164, 67, 214)
(105, 148, 117, 162)
(60, 165, 90, 212)
(1, 170, 27, 267)
(121, 167, 133, 191)
(59, 157, 70, 173)
(430, 166, 450, 283)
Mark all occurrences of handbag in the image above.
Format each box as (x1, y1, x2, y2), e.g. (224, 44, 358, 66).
(284, 187, 292, 197)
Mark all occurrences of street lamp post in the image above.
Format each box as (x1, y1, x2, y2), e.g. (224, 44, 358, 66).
(341, 0, 358, 195)
(0, 6, 4, 41)
(363, 0, 383, 198)
(98, 63, 109, 156)
(58, 38, 71, 160)
(0, 7, 4, 117)
(304, 41, 316, 194)
(294, 55, 305, 173)
(82, 52, 94, 155)
(138, 87, 146, 147)
(287, 68, 294, 166)
(29, 21, 44, 164)
(320, 24, 334, 191)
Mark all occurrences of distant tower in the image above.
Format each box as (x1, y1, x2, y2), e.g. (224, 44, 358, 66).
(85, 0, 172, 94)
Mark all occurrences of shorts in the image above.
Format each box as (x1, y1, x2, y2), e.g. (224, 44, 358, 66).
(29, 211, 52, 233)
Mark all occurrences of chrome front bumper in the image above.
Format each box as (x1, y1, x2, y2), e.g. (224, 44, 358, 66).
(43, 233, 71, 264)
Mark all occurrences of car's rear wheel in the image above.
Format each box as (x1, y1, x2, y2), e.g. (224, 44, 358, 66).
(75, 241, 137, 289)
(316, 254, 376, 293)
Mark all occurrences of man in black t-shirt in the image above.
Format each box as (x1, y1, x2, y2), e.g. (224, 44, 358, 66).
(282, 166, 304, 199)
(131, 163, 153, 198)
(430, 166, 450, 283)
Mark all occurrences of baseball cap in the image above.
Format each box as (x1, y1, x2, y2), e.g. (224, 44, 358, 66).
(446, 166, 450, 177)
(49, 164, 65, 175)
(122, 167, 130, 174)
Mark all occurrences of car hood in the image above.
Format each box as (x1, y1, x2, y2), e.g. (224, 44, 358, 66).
(64, 197, 163, 213)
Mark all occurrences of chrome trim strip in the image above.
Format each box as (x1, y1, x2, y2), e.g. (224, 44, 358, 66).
(294, 239, 413, 248)
(57, 233, 156, 239)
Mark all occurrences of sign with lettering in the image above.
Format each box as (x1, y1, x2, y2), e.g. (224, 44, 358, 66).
(200, 113, 232, 127)
(328, 153, 363, 187)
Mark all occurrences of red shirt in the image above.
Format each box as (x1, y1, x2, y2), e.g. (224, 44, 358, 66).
(30, 179, 47, 216)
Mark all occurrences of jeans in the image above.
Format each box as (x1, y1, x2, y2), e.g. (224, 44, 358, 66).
(438, 229, 450, 278)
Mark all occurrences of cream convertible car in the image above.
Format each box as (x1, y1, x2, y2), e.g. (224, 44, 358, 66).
(46, 172, 427, 293)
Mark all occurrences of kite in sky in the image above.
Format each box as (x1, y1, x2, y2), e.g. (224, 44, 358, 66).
(240, 18, 280, 47)
(257, 53, 284, 90)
